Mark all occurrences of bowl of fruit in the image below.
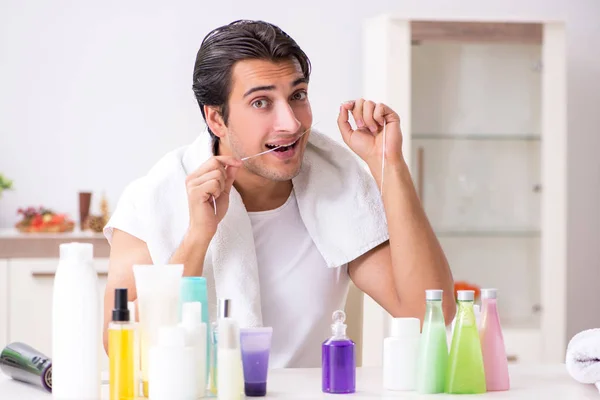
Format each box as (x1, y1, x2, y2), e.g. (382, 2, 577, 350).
(15, 206, 75, 233)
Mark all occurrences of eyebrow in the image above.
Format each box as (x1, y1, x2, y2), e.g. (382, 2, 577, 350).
(243, 77, 308, 98)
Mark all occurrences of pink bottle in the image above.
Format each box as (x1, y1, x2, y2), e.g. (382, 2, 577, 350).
(479, 288, 510, 391)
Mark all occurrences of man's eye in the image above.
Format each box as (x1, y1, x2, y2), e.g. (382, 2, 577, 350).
(293, 91, 307, 101)
(252, 99, 269, 109)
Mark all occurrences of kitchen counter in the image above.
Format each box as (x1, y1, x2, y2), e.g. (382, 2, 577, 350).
(0, 364, 596, 399)
(0, 229, 109, 258)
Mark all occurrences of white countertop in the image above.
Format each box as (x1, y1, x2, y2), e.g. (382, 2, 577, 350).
(0, 228, 105, 239)
(0, 364, 597, 399)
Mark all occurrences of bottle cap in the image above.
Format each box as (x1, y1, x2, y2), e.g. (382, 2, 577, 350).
(112, 288, 130, 322)
(331, 310, 348, 338)
(218, 298, 231, 318)
(481, 288, 497, 299)
(390, 317, 421, 338)
(158, 326, 186, 347)
(457, 290, 475, 301)
(425, 289, 443, 301)
(218, 318, 239, 350)
(181, 302, 202, 326)
(59, 242, 93, 263)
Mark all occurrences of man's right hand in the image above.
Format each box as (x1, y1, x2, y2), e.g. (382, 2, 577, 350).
(185, 156, 241, 240)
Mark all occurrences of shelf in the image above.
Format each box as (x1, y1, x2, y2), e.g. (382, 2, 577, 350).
(435, 230, 540, 238)
(412, 133, 541, 141)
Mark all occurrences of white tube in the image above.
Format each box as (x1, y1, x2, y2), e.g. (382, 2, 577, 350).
(133, 264, 183, 397)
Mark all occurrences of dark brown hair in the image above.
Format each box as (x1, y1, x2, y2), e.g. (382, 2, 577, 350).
(192, 20, 312, 153)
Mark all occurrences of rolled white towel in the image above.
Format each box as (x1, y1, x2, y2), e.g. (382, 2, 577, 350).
(566, 328, 600, 393)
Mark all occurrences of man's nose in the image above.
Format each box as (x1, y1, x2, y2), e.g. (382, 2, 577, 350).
(273, 102, 301, 133)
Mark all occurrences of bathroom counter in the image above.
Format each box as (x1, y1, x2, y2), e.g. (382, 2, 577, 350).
(0, 228, 109, 258)
(0, 364, 596, 399)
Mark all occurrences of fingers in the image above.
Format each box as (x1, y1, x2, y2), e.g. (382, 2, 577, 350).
(188, 179, 224, 203)
(190, 156, 242, 179)
(185, 155, 242, 203)
(351, 98, 365, 129)
(223, 166, 239, 195)
(362, 100, 378, 133)
(187, 169, 225, 193)
(214, 156, 243, 169)
(342, 99, 401, 130)
(337, 102, 354, 144)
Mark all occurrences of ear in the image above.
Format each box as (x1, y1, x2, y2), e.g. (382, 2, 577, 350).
(204, 105, 226, 138)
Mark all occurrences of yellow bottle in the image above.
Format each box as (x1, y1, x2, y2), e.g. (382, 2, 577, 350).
(109, 288, 137, 400)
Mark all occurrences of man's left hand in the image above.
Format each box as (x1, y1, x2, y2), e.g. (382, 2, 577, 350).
(337, 99, 404, 170)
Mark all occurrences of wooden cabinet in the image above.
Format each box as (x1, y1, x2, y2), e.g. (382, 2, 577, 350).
(1, 258, 109, 370)
(362, 16, 567, 365)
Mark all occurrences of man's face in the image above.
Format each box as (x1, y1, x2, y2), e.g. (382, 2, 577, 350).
(220, 58, 313, 182)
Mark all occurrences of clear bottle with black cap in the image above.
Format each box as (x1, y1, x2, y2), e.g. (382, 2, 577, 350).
(108, 288, 138, 400)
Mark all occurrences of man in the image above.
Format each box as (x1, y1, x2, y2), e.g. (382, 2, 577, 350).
(102, 19, 455, 368)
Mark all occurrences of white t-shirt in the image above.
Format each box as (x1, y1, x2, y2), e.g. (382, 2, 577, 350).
(248, 189, 350, 368)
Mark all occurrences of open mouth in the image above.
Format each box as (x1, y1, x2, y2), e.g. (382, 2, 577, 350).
(265, 137, 301, 152)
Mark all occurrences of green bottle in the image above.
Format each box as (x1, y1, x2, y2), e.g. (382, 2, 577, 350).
(416, 289, 448, 393)
(445, 290, 486, 394)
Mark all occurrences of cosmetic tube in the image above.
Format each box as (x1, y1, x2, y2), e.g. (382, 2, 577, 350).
(240, 327, 273, 397)
(0, 342, 52, 392)
(133, 264, 183, 397)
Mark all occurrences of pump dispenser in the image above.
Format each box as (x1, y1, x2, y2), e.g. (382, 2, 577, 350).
(322, 310, 355, 394)
(108, 288, 137, 400)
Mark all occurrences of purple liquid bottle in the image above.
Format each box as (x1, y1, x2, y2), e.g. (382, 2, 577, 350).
(322, 310, 355, 394)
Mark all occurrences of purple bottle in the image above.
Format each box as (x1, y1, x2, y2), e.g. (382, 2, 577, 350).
(322, 310, 355, 394)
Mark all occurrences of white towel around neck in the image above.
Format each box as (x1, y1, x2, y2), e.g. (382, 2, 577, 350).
(104, 128, 389, 327)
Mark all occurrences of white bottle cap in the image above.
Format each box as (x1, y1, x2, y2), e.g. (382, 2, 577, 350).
(425, 289, 443, 301)
(59, 242, 93, 262)
(158, 326, 186, 347)
(481, 288, 497, 299)
(218, 318, 239, 350)
(181, 302, 202, 326)
(390, 317, 420, 338)
(457, 290, 475, 301)
(331, 310, 348, 338)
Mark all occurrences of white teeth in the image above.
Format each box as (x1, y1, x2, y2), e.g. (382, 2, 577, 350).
(266, 138, 297, 149)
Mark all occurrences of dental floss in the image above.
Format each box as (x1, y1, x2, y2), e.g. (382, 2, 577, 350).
(240, 124, 316, 162)
(210, 123, 317, 216)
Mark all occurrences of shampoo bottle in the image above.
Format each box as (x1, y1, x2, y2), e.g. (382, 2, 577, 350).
(179, 301, 207, 398)
(416, 289, 448, 394)
(446, 290, 486, 394)
(479, 288, 510, 391)
(108, 288, 137, 400)
(383, 317, 420, 391)
(322, 310, 355, 394)
(52, 242, 100, 399)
